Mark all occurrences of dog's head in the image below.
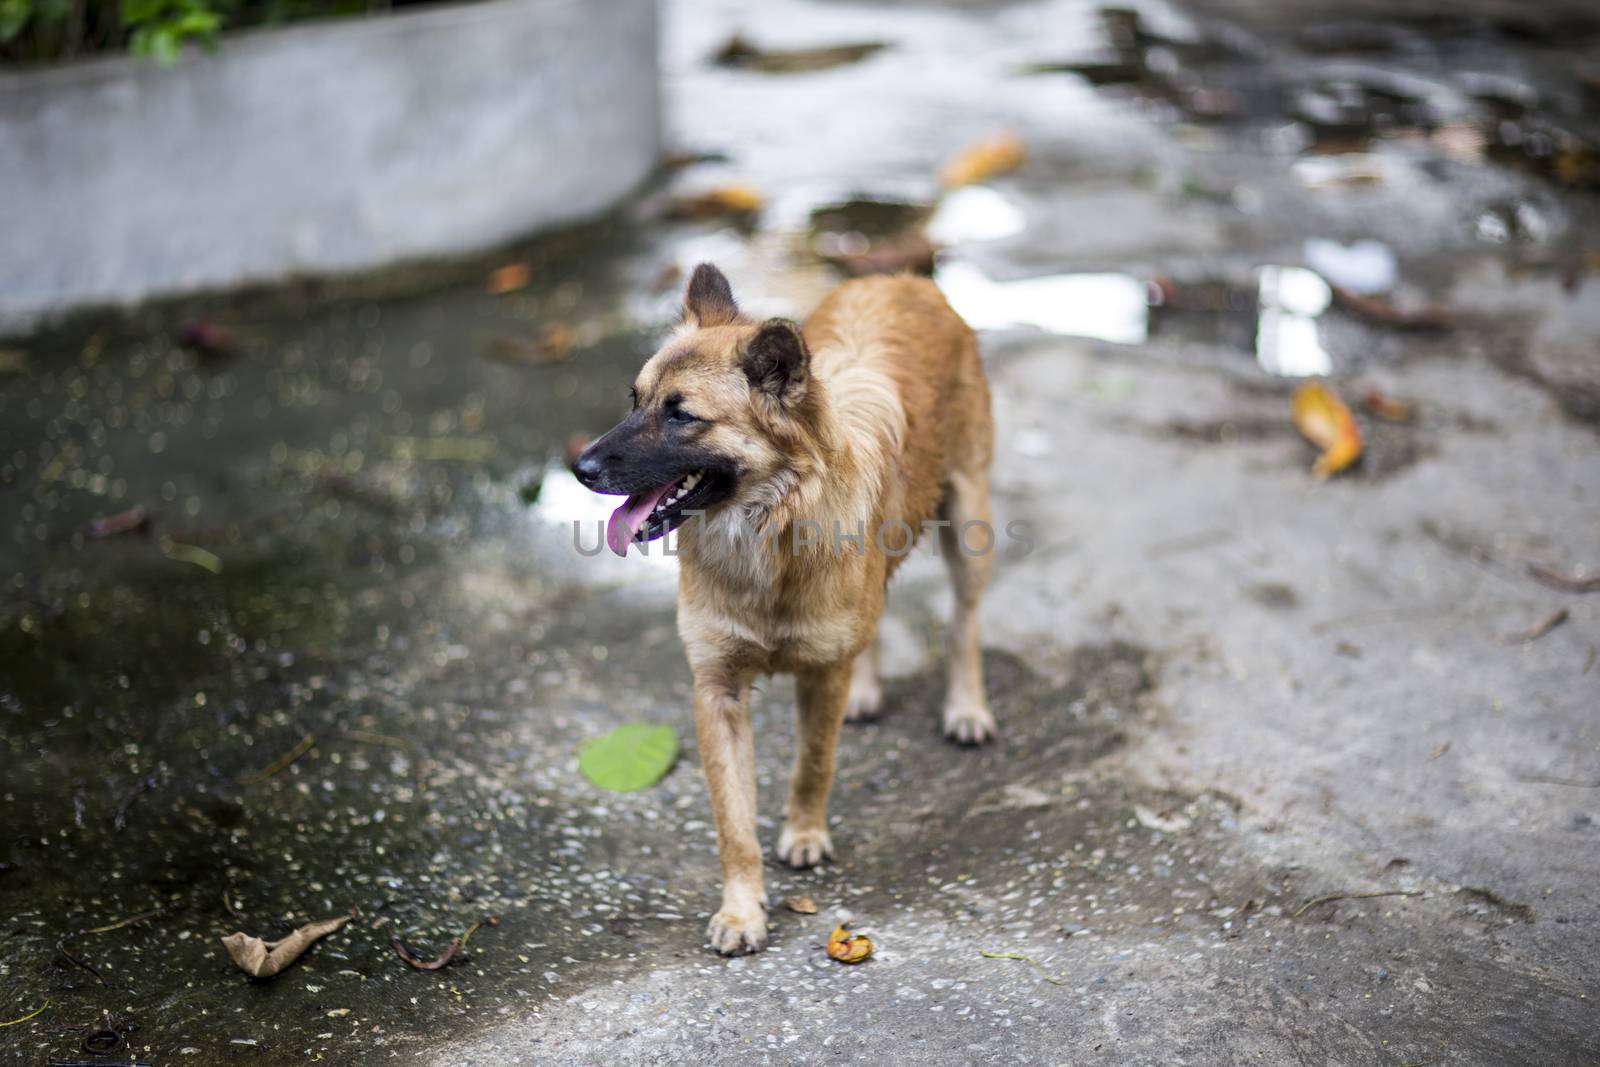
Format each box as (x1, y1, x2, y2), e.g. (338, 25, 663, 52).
(574, 263, 815, 556)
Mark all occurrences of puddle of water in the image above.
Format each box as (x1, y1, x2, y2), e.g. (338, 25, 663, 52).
(935, 260, 1151, 345)
(1303, 237, 1396, 294)
(926, 185, 1026, 245)
(940, 258, 1339, 377)
(1253, 266, 1334, 377)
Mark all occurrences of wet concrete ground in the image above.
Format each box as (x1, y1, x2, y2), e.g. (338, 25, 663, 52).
(3, 0, 1599, 1063)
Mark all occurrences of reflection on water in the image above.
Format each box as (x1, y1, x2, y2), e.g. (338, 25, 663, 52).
(1302, 237, 1395, 294)
(935, 260, 1151, 344)
(1254, 265, 1333, 377)
(940, 258, 1335, 376)
(927, 185, 1026, 244)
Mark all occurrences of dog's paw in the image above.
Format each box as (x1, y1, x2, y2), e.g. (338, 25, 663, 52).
(844, 676, 883, 722)
(707, 905, 768, 955)
(943, 699, 996, 745)
(776, 824, 834, 868)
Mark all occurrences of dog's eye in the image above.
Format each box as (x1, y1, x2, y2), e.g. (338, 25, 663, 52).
(628, 387, 639, 410)
(662, 393, 704, 426)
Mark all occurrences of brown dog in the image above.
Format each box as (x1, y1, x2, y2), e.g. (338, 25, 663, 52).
(573, 264, 995, 954)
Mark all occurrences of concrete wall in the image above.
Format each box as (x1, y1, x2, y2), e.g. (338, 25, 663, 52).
(0, 0, 659, 329)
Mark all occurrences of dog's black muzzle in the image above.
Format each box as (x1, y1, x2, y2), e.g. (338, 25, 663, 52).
(573, 411, 730, 496)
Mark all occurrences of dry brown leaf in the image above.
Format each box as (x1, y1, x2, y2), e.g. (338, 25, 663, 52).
(483, 323, 576, 366)
(939, 133, 1025, 189)
(661, 149, 730, 171)
(86, 506, 150, 539)
(178, 318, 238, 356)
(783, 896, 818, 914)
(1292, 383, 1364, 479)
(825, 924, 873, 964)
(486, 263, 532, 295)
(220, 913, 353, 978)
(1362, 388, 1414, 423)
(1329, 284, 1452, 330)
(1431, 123, 1487, 164)
(668, 185, 765, 221)
(1527, 562, 1600, 594)
(712, 34, 886, 74)
(1502, 607, 1569, 645)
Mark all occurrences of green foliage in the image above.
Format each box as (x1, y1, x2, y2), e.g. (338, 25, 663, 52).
(0, 0, 38, 41)
(126, 0, 222, 66)
(0, 0, 406, 65)
(578, 723, 679, 793)
(0, 0, 221, 63)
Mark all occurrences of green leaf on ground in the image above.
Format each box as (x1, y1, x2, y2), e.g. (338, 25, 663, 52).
(578, 724, 678, 792)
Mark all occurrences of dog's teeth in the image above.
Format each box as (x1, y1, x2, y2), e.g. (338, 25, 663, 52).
(684, 473, 701, 490)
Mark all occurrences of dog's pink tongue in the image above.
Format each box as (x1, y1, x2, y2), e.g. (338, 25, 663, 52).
(605, 481, 677, 557)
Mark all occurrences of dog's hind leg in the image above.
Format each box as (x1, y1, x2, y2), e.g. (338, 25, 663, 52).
(778, 660, 851, 867)
(695, 666, 769, 954)
(843, 637, 882, 722)
(937, 467, 996, 744)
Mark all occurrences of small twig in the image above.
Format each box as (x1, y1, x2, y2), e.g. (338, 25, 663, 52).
(0, 1000, 49, 1028)
(1515, 774, 1600, 788)
(222, 890, 244, 919)
(1527, 562, 1600, 594)
(239, 733, 317, 784)
(393, 915, 499, 970)
(161, 539, 223, 574)
(1292, 890, 1422, 918)
(458, 915, 499, 948)
(979, 950, 1065, 986)
(81, 907, 164, 936)
(54, 906, 165, 987)
(392, 937, 461, 971)
(54, 941, 106, 985)
(1500, 608, 1569, 645)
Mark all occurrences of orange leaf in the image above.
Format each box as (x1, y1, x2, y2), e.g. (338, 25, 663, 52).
(486, 263, 531, 295)
(825, 924, 873, 964)
(939, 133, 1025, 189)
(1292, 383, 1363, 479)
(668, 185, 765, 221)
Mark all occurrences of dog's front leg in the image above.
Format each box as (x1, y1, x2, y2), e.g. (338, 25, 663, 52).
(777, 660, 851, 868)
(694, 666, 767, 954)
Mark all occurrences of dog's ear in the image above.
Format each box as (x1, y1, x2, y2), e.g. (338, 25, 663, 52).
(743, 318, 808, 403)
(684, 263, 740, 327)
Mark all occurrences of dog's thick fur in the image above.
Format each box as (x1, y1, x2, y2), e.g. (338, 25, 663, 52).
(575, 264, 994, 954)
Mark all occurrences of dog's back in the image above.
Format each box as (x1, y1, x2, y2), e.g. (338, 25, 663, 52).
(803, 274, 993, 569)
